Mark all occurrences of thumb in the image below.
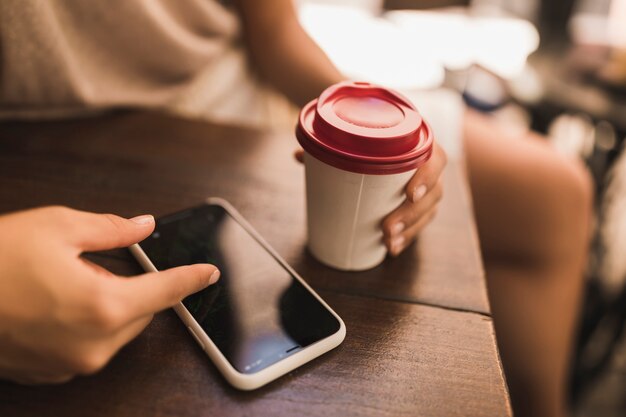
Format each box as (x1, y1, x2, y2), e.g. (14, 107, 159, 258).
(59, 208, 156, 252)
(116, 264, 221, 319)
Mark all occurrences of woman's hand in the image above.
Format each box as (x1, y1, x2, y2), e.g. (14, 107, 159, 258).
(295, 142, 447, 256)
(0, 206, 220, 384)
(382, 143, 447, 255)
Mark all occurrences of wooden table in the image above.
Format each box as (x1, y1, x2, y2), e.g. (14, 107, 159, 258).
(0, 111, 511, 416)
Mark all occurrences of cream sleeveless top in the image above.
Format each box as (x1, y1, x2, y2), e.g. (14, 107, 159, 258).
(0, 0, 282, 122)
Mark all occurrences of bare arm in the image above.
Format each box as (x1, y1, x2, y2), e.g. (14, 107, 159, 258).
(235, 0, 446, 257)
(233, 0, 344, 107)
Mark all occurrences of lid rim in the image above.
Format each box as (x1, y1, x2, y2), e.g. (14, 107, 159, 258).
(296, 122, 434, 175)
(296, 81, 435, 175)
(297, 119, 433, 163)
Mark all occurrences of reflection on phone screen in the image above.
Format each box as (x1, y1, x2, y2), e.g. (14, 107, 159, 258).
(140, 204, 340, 374)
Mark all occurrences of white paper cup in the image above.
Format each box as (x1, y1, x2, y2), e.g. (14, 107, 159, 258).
(304, 152, 414, 270)
(296, 82, 434, 271)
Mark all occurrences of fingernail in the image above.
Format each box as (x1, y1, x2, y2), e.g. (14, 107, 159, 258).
(412, 185, 427, 202)
(391, 222, 405, 236)
(130, 214, 154, 225)
(208, 269, 221, 285)
(391, 235, 405, 255)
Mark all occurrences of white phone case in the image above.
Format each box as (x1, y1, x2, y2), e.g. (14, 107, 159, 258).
(129, 197, 346, 390)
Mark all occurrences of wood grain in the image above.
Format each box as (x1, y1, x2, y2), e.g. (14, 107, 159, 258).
(0, 111, 509, 416)
(0, 291, 510, 417)
(0, 111, 488, 314)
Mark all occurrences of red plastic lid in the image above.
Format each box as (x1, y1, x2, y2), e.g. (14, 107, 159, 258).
(296, 81, 434, 175)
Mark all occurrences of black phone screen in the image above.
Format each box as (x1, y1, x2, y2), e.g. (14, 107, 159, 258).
(138, 204, 341, 374)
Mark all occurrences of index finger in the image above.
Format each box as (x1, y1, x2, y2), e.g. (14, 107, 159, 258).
(113, 264, 220, 319)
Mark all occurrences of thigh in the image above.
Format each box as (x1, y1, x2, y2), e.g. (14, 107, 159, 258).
(463, 110, 592, 266)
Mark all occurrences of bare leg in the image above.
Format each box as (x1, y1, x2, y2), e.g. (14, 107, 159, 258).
(464, 111, 593, 417)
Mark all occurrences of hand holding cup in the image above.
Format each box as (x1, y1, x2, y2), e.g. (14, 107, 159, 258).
(295, 141, 446, 258)
(382, 142, 446, 256)
(296, 81, 444, 270)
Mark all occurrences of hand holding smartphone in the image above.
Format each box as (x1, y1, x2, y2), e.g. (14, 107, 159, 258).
(130, 198, 345, 390)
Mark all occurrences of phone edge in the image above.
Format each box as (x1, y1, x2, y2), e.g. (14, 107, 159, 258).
(128, 198, 346, 391)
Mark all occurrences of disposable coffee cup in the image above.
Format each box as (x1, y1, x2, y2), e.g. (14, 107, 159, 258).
(296, 81, 434, 271)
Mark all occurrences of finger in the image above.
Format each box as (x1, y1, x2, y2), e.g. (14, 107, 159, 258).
(294, 149, 304, 164)
(114, 264, 220, 319)
(60, 209, 156, 252)
(382, 179, 443, 239)
(385, 206, 439, 256)
(405, 143, 447, 203)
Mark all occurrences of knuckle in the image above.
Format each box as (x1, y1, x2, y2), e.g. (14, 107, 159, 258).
(102, 213, 126, 234)
(382, 215, 394, 229)
(44, 207, 94, 241)
(408, 206, 422, 224)
(93, 303, 124, 333)
(46, 205, 73, 217)
(381, 215, 398, 235)
(45, 206, 76, 228)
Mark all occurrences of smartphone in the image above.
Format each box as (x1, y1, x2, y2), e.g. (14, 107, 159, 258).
(129, 198, 346, 390)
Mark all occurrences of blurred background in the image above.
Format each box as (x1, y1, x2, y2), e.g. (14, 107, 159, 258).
(294, 1, 626, 415)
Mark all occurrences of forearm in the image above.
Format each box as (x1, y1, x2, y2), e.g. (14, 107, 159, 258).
(235, 0, 344, 107)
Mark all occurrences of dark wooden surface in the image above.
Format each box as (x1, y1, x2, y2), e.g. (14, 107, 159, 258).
(0, 111, 510, 416)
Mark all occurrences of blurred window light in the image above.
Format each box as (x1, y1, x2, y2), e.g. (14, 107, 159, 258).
(386, 11, 474, 71)
(298, 3, 445, 89)
(569, 0, 623, 47)
(470, 0, 540, 21)
(608, 0, 626, 48)
(471, 17, 539, 78)
(298, 1, 539, 86)
(547, 114, 596, 159)
(389, 10, 539, 77)
(569, 13, 612, 46)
